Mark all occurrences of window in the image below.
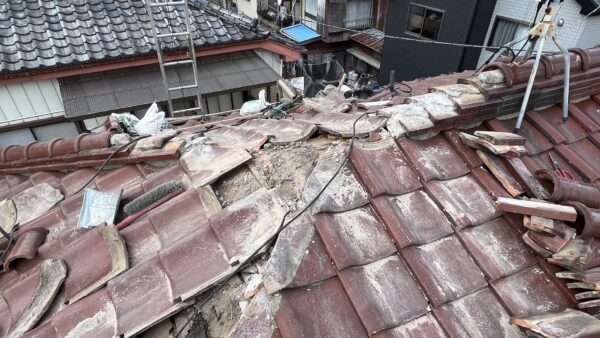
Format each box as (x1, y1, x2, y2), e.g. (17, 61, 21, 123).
(345, 0, 373, 29)
(406, 4, 444, 40)
(488, 17, 530, 48)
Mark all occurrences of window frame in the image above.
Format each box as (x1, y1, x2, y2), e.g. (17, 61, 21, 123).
(404, 3, 445, 41)
(486, 15, 531, 52)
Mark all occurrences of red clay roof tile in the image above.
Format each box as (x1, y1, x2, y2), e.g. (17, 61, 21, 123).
(315, 205, 397, 270)
(458, 217, 536, 281)
(338, 254, 428, 334)
(526, 105, 588, 145)
(286, 231, 337, 289)
(401, 235, 487, 307)
(371, 313, 446, 338)
(371, 190, 454, 248)
(397, 135, 469, 182)
(555, 138, 600, 182)
(349, 138, 422, 197)
(426, 175, 500, 229)
(491, 265, 573, 317)
(275, 277, 367, 338)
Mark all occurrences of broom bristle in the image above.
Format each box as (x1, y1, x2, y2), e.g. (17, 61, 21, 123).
(123, 180, 184, 216)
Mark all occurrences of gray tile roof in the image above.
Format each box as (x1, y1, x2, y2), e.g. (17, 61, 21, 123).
(0, 0, 271, 73)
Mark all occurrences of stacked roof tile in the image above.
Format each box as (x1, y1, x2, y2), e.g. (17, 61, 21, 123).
(0, 0, 269, 73)
(0, 46, 600, 337)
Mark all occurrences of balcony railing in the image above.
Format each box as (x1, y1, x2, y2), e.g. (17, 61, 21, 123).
(343, 16, 373, 30)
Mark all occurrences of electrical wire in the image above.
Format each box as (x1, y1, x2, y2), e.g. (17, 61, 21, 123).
(70, 135, 150, 197)
(173, 111, 376, 338)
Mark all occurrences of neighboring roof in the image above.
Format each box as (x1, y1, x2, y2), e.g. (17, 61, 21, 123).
(350, 28, 385, 54)
(0, 0, 270, 74)
(280, 23, 320, 45)
(1, 46, 600, 337)
(346, 47, 381, 69)
(59, 50, 281, 119)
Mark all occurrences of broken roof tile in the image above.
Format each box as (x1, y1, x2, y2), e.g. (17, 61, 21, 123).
(349, 139, 422, 197)
(485, 118, 553, 155)
(458, 217, 536, 281)
(107, 256, 186, 337)
(238, 118, 318, 145)
(180, 144, 252, 186)
(262, 220, 336, 294)
(381, 105, 434, 137)
(398, 135, 469, 182)
(470, 166, 512, 199)
(426, 175, 500, 229)
(371, 314, 446, 338)
(204, 125, 269, 152)
(275, 277, 367, 337)
(372, 190, 454, 248)
(159, 219, 232, 302)
(298, 112, 386, 138)
(303, 152, 369, 213)
(401, 235, 487, 307)
(491, 265, 573, 317)
(4, 228, 48, 271)
(405, 92, 459, 123)
(315, 205, 396, 270)
(338, 254, 429, 334)
(210, 188, 287, 264)
(442, 129, 483, 168)
(433, 288, 523, 337)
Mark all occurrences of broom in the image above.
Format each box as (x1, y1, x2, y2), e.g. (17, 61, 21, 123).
(117, 181, 185, 230)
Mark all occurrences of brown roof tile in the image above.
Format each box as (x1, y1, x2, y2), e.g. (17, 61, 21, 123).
(371, 190, 454, 248)
(401, 235, 487, 307)
(338, 254, 428, 334)
(371, 314, 446, 338)
(349, 138, 421, 198)
(315, 205, 396, 270)
(275, 277, 367, 337)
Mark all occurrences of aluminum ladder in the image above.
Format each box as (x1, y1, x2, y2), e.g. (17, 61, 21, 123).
(146, 0, 203, 116)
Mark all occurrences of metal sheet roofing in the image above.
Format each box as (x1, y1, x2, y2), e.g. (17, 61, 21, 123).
(280, 23, 320, 44)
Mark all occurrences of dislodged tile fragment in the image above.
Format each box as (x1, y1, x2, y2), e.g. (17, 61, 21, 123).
(485, 118, 553, 155)
(262, 219, 336, 294)
(405, 92, 459, 122)
(495, 197, 577, 222)
(491, 265, 572, 317)
(239, 118, 318, 145)
(307, 112, 386, 138)
(401, 235, 487, 307)
(4, 228, 48, 271)
(303, 151, 369, 213)
(371, 314, 446, 338)
(427, 175, 500, 229)
(3, 259, 66, 338)
(228, 289, 278, 338)
(315, 206, 396, 270)
(210, 188, 287, 264)
(458, 217, 536, 281)
(275, 277, 367, 337)
(398, 135, 469, 182)
(60, 224, 128, 304)
(430, 83, 485, 106)
(180, 144, 252, 186)
(381, 105, 433, 137)
(0, 199, 17, 233)
(433, 288, 523, 338)
(511, 308, 600, 337)
(12, 183, 63, 225)
(108, 256, 189, 337)
(372, 191, 453, 247)
(338, 254, 429, 334)
(204, 125, 269, 152)
(349, 138, 421, 197)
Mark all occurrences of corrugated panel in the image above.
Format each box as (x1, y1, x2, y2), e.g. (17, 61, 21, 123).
(0, 79, 65, 126)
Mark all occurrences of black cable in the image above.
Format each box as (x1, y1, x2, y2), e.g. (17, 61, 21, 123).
(475, 46, 517, 73)
(70, 135, 150, 197)
(512, 1, 545, 63)
(173, 111, 375, 338)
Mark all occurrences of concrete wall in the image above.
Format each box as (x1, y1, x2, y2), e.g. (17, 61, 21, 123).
(478, 0, 600, 67)
(235, 0, 258, 19)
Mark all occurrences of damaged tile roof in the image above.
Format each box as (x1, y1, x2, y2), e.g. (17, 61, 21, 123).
(1, 45, 600, 337)
(0, 0, 271, 73)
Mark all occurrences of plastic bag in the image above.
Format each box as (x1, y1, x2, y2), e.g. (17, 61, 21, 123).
(240, 89, 269, 116)
(134, 102, 167, 135)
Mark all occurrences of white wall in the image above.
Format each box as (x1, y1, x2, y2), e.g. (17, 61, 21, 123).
(478, 0, 600, 67)
(235, 0, 258, 19)
(0, 79, 65, 127)
(255, 49, 284, 75)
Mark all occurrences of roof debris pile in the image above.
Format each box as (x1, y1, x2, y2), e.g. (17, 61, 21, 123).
(0, 45, 600, 337)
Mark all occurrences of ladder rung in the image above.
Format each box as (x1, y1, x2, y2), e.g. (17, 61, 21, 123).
(168, 84, 198, 91)
(149, 1, 186, 7)
(157, 31, 190, 38)
(174, 107, 203, 114)
(164, 59, 195, 67)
